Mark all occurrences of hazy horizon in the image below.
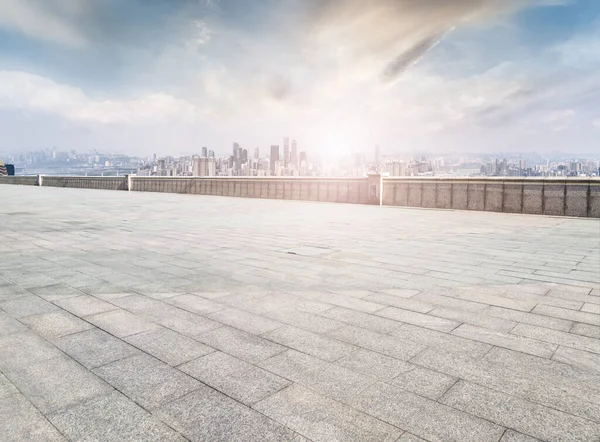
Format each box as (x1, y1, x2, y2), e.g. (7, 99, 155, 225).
(1, 0, 599, 157)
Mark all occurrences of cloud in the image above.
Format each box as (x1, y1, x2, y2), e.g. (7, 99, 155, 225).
(0, 0, 88, 46)
(0, 0, 596, 155)
(0, 71, 199, 124)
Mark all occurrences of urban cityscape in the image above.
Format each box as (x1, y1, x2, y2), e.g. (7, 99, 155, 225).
(2, 139, 599, 178)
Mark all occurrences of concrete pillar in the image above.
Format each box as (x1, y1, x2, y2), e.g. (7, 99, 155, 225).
(127, 174, 135, 191)
(367, 173, 385, 205)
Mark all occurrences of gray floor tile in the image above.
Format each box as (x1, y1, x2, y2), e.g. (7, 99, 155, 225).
(0, 373, 19, 399)
(328, 325, 425, 361)
(259, 350, 376, 403)
(500, 430, 542, 442)
(20, 311, 93, 340)
(0, 332, 63, 371)
(376, 307, 460, 332)
(263, 325, 357, 362)
(93, 354, 200, 410)
(484, 306, 573, 332)
(165, 294, 227, 315)
(318, 306, 402, 333)
(157, 383, 295, 442)
(363, 293, 434, 313)
(350, 382, 504, 442)
(54, 328, 141, 369)
(430, 306, 516, 332)
(532, 304, 600, 326)
(86, 308, 159, 337)
(452, 324, 556, 358)
(209, 307, 283, 334)
(0, 311, 27, 336)
(125, 327, 214, 366)
(335, 348, 413, 381)
(48, 391, 185, 441)
(197, 325, 286, 363)
(0, 393, 66, 442)
(390, 366, 457, 400)
(552, 345, 600, 372)
(254, 384, 402, 442)
(511, 323, 600, 354)
(54, 295, 118, 317)
(570, 322, 600, 339)
(4, 354, 111, 414)
(1, 295, 59, 318)
(180, 351, 290, 405)
(265, 308, 344, 334)
(441, 380, 600, 442)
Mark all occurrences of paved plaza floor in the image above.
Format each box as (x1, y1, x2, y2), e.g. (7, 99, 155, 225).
(1, 185, 599, 441)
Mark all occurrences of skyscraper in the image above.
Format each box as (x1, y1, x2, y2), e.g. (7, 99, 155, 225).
(254, 147, 260, 160)
(291, 140, 298, 169)
(202, 147, 208, 158)
(270, 145, 280, 175)
(283, 137, 290, 165)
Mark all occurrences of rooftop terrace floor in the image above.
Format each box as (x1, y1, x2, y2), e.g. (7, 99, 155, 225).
(1, 185, 599, 442)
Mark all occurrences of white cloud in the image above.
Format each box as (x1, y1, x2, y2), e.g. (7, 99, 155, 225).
(0, 71, 199, 124)
(0, 0, 88, 46)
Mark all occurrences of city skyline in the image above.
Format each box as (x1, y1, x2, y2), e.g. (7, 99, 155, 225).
(0, 1, 599, 156)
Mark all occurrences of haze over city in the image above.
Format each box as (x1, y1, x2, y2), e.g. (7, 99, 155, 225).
(1, 0, 599, 157)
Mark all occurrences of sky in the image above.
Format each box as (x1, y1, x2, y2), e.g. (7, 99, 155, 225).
(0, 0, 599, 158)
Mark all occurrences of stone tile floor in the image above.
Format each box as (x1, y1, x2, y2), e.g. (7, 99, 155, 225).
(1, 185, 599, 441)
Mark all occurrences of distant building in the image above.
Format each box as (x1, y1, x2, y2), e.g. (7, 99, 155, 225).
(375, 145, 380, 165)
(202, 147, 208, 158)
(0, 161, 6, 176)
(291, 140, 298, 169)
(254, 147, 260, 160)
(270, 145, 280, 175)
(193, 157, 215, 177)
(6, 164, 15, 176)
(283, 137, 290, 166)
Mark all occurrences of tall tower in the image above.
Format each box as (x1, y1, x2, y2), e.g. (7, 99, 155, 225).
(283, 137, 290, 166)
(202, 147, 208, 158)
(270, 145, 280, 175)
(291, 140, 298, 169)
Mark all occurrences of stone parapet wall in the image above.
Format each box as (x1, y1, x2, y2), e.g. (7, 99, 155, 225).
(42, 176, 128, 191)
(383, 177, 599, 218)
(2, 175, 597, 217)
(0, 176, 39, 186)
(130, 177, 373, 205)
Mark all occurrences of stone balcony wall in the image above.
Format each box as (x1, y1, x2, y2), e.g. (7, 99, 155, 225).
(2, 175, 598, 217)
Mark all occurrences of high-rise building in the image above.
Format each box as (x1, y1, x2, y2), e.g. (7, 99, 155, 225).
(202, 147, 208, 158)
(209, 150, 215, 158)
(283, 137, 290, 165)
(254, 147, 260, 160)
(291, 140, 298, 169)
(270, 145, 280, 175)
(194, 157, 215, 177)
(242, 149, 248, 163)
